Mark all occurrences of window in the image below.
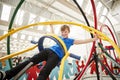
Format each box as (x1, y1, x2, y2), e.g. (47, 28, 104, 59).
(37, 17, 46, 30)
(102, 7, 108, 15)
(40, 17, 46, 22)
(15, 10, 25, 25)
(34, 37, 39, 41)
(28, 36, 32, 40)
(77, 0, 84, 6)
(54, 25, 60, 35)
(12, 33, 18, 38)
(21, 34, 25, 39)
(46, 26, 51, 32)
(37, 26, 43, 30)
(96, 2, 102, 16)
(99, 16, 105, 23)
(3, 31, 7, 34)
(85, 1, 92, 15)
(105, 13, 119, 25)
(1, 4, 11, 21)
(28, 13, 36, 24)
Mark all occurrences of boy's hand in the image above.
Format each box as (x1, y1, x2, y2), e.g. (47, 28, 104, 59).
(93, 34, 99, 41)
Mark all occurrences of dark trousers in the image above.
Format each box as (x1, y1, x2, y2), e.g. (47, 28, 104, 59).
(5, 49, 60, 80)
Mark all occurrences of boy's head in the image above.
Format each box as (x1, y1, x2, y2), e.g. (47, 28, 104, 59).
(61, 25, 70, 32)
(60, 25, 70, 38)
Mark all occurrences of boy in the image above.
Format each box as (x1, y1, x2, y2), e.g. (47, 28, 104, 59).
(0, 25, 98, 80)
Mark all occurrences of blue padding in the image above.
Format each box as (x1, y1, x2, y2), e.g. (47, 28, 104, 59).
(31, 40, 38, 44)
(38, 35, 65, 55)
(69, 53, 81, 60)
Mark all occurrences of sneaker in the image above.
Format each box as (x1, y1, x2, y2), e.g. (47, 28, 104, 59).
(0, 70, 6, 80)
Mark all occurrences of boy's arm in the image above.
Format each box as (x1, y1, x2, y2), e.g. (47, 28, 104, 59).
(74, 34, 98, 44)
(50, 24, 54, 34)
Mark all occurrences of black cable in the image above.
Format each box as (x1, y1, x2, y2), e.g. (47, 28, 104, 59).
(98, 43, 120, 68)
(94, 53, 100, 80)
(73, 0, 93, 38)
(98, 58, 117, 80)
(73, 55, 95, 80)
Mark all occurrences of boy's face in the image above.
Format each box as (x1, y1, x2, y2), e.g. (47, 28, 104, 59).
(61, 29, 69, 38)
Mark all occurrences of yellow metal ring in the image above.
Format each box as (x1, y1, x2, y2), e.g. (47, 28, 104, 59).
(0, 21, 119, 58)
(0, 33, 69, 80)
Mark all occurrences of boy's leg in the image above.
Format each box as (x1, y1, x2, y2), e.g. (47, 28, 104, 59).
(3, 50, 48, 79)
(5, 60, 30, 79)
(0, 70, 6, 80)
(37, 50, 59, 80)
